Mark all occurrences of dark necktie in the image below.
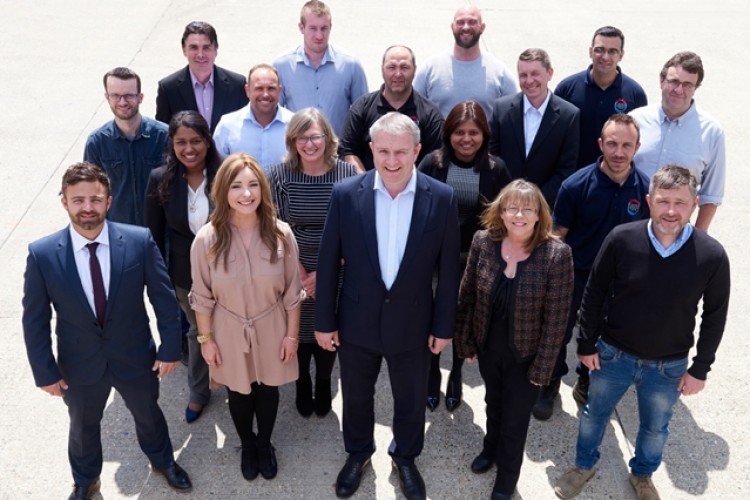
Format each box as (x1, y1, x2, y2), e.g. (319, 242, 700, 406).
(86, 242, 107, 328)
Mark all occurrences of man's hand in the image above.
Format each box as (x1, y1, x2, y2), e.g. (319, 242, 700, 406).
(316, 330, 340, 352)
(153, 360, 179, 379)
(428, 335, 452, 355)
(577, 353, 600, 371)
(678, 372, 706, 396)
(40, 379, 68, 397)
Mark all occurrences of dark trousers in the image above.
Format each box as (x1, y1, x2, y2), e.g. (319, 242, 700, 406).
(478, 346, 539, 495)
(338, 341, 430, 465)
(551, 269, 590, 381)
(227, 383, 279, 449)
(63, 369, 174, 487)
(297, 342, 337, 382)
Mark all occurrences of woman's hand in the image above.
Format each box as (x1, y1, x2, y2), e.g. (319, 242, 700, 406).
(280, 336, 298, 364)
(302, 271, 316, 299)
(201, 339, 222, 367)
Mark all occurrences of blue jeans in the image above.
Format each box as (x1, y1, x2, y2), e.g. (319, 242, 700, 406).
(575, 339, 686, 477)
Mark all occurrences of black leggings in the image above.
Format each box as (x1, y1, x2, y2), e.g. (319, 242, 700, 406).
(227, 383, 279, 449)
(297, 342, 337, 381)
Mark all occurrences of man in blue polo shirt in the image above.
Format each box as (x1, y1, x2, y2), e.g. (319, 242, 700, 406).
(554, 26, 647, 169)
(532, 114, 650, 421)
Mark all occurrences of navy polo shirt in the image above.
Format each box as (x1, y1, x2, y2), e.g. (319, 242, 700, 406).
(553, 159, 650, 271)
(554, 66, 647, 168)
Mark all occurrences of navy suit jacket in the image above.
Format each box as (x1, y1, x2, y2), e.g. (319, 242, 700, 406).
(489, 92, 580, 207)
(155, 65, 248, 132)
(22, 223, 182, 387)
(315, 170, 461, 354)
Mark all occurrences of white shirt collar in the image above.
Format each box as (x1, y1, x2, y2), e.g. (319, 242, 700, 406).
(523, 90, 552, 115)
(69, 221, 110, 252)
(373, 168, 417, 197)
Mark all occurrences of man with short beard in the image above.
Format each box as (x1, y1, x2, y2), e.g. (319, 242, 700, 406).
(84, 67, 169, 225)
(414, 5, 518, 120)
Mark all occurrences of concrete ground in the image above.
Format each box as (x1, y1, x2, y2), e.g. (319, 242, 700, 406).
(1, 0, 748, 498)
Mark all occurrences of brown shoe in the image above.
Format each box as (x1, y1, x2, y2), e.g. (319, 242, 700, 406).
(629, 474, 661, 500)
(554, 467, 596, 499)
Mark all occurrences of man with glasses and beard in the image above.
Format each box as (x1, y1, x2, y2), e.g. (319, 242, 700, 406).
(84, 67, 169, 226)
(414, 5, 518, 120)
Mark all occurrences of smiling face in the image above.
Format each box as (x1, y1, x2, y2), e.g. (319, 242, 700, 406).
(105, 76, 142, 121)
(647, 185, 698, 243)
(451, 6, 485, 49)
(246, 67, 281, 119)
(450, 119, 484, 162)
(500, 197, 540, 242)
(589, 34, 623, 79)
(518, 59, 553, 106)
(295, 122, 326, 165)
(62, 181, 112, 239)
(172, 126, 208, 172)
(182, 33, 217, 78)
(370, 131, 421, 197)
(660, 65, 699, 120)
(227, 167, 262, 220)
(598, 121, 639, 183)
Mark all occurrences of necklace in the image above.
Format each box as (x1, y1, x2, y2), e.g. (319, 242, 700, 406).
(187, 190, 198, 213)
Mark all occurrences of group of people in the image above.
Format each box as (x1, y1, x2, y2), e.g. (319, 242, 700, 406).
(21, 2, 731, 500)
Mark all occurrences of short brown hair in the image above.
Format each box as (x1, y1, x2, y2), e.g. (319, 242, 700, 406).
(660, 51, 704, 87)
(300, 0, 331, 24)
(61, 162, 110, 196)
(102, 67, 141, 93)
(650, 165, 698, 198)
(518, 48, 551, 71)
(601, 113, 640, 143)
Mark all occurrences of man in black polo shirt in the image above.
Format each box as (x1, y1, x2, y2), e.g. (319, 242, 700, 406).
(339, 45, 444, 171)
(554, 26, 647, 168)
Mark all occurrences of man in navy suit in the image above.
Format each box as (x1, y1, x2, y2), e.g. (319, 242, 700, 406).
(22, 162, 192, 499)
(315, 112, 460, 500)
(490, 48, 580, 209)
(156, 21, 248, 133)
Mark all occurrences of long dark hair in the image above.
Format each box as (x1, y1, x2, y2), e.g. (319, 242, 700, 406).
(435, 101, 493, 172)
(154, 111, 221, 203)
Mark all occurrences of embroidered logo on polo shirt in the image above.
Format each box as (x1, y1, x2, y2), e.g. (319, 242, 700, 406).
(614, 98, 628, 113)
(627, 198, 641, 216)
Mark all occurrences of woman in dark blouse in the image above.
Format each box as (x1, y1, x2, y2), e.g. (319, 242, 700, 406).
(418, 100, 512, 411)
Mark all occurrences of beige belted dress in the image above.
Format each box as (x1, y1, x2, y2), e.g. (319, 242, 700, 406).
(189, 221, 303, 394)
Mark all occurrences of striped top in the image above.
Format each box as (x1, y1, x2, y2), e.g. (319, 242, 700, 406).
(267, 159, 360, 342)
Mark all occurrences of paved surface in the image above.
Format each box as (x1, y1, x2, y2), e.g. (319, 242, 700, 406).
(1, 0, 748, 498)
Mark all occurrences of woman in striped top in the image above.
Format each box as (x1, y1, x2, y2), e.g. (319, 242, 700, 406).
(267, 108, 360, 417)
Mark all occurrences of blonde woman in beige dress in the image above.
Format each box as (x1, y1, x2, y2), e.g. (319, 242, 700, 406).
(190, 153, 303, 482)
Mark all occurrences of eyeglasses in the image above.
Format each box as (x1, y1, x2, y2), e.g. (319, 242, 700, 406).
(504, 207, 537, 216)
(663, 78, 698, 92)
(106, 93, 139, 103)
(592, 47, 621, 57)
(295, 134, 326, 145)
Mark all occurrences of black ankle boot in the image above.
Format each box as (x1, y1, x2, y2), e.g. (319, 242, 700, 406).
(296, 376, 313, 417)
(257, 444, 278, 480)
(314, 378, 332, 416)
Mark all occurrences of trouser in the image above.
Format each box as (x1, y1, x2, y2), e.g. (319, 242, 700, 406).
(227, 383, 280, 449)
(551, 269, 590, 381)
(175, 286, 210, 405)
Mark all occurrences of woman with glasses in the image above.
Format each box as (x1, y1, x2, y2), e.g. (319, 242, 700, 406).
(267, 108, 360, 417)
(144, 111, 220, 424)
(455, 180, 573, 499)
(418, 101, 512, 412)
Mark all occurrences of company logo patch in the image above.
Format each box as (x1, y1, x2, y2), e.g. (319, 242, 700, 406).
(627, 198, 641, 216)
(614, 98, 628, 113)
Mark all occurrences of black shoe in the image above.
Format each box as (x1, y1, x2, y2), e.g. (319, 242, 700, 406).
(68, 478, 100, 500)
(532, 378, 561, 421)
(392, 461, 426, 500)
(426, 395, 440, 411)
(445, 372, 462, 412)
(491, 491, 512, 500)
(241, 445, 259, 481)
(152, 462, 192, 492)
(335, 456, 371, 498)
(471, 452, 494, 474)
(258, 445, 278, 480)
(572, 376, 590, 406)
(314, 378, 332, 416)
(296, 376, 314, 417)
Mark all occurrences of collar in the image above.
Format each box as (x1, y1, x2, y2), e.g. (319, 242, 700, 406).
(108, 116, 147, 140)
(377, 85, 417, 114)
(189, 67, 215, 88)
(246, 104, 284, 126)
(658, 100, 697, 125)
(522, 90, 551, 114)
(647, 219, 694, 256)
(295, 44, 334, 66)
(373, 167, 417, 197)
(69, 221, 110, 252)
(585, 64, 623, 88)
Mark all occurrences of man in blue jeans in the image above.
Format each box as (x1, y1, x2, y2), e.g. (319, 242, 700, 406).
(553, 166, 730, 500)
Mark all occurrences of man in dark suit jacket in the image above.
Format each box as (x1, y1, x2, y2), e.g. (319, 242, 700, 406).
(490, 48, 580, 208)
(315, 113, 460, 500)
(22, 162, 192, 500)
(155, 21, 248, 132)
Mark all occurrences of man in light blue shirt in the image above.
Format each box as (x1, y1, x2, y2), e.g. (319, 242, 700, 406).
(273, 0, 368, 136)
(630, 51, 725, 231)
(213, 64, 293, 169)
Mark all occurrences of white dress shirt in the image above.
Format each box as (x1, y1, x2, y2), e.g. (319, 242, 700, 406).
(374, 169, 417, 289)
(69, 222, 111, 316)
(523, 91, 551, 156)
(187, 173, 210, 234)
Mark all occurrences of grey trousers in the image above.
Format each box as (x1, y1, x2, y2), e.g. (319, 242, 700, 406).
(175, 286, 210, 405)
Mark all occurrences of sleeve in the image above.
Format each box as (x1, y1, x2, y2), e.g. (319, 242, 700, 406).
(143, 170, 167, 260)
(420, 106, 445, 156)
(577, 231, 618, 354)
(281, 225, 304, 311)
(552, 178, 577, 230)
(689, 247, 730, 379)
(338, 98, 367, 158)
(634, 85, 648, 108)
(142, 231, 182, 362)
(21, 247, 61, 387)
(155, 80, 170, 125)
(696, 125, 726, 206)
(413, 65, 428, 98)
(488, 102, 502, 157)
(212, 120, 231, 159)
(268, 166, 289, 222)
(500, 66, 520, 97)
(454, 231, 482, 358)
(541, 108, 580, 207)
(431, 190, 461, 339)
(189, 230, 218, 316)
(314, 186, 344, 332)
(83, 133, 101, 166)
(350, 61, 369, 104)
(273, 58, 289, 107)
(528, 243, 574, 385)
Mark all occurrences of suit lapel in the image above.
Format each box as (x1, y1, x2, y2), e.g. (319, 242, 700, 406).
(391, 173, 431, 289)
(358, 172, 382, 280)
(106, 224, 126, 318)
(178, 67, 199, 110)
(528, 94, 560, 159)
(509, 95, 526, 159)
(211, 66, 227, 130)
(57, 230, 94, 319)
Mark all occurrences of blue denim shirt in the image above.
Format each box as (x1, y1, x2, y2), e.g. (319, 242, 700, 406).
(84, 116, 168, 225)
